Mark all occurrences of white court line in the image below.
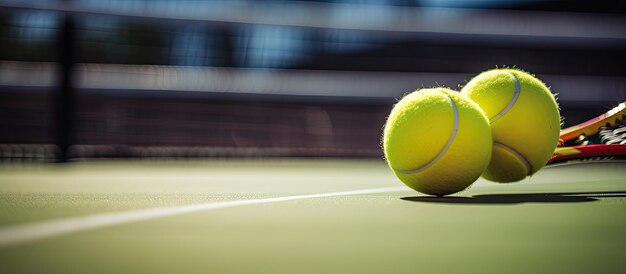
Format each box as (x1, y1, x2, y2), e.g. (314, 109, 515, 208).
(0, 186, 408, 248)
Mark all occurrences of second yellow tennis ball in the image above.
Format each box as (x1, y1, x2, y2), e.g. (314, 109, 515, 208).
(383, 88, 492, 196)
(461, 68, 560, 183)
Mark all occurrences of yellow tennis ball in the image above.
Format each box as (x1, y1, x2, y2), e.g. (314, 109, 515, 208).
(383, 88, 492, 196)
(461, 68, 560, 183)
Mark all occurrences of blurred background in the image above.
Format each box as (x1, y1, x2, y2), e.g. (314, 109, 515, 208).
(0, 0, 625, 162)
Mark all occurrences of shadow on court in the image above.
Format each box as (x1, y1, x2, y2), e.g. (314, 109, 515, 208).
(401, 191, 626, 204)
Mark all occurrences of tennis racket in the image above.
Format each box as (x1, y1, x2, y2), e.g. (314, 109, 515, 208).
(548, 102, 626, 165)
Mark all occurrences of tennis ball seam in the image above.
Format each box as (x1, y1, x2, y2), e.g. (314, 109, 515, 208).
(489, 72, 520, 123)
(493, 142, 531, 175)
(394, 91, 459, 174)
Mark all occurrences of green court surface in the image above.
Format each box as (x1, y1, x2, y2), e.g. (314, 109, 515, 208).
(0, 159, 625, 274)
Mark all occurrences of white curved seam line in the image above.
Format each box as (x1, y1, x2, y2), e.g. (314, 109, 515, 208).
(0, 186, 408, 248)
(395, 94, 459, 174)
(494, 142, 532, 175)
(490, 72, 520, 123)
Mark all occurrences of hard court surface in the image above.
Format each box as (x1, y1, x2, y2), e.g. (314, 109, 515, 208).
(0, 159, 625, 274)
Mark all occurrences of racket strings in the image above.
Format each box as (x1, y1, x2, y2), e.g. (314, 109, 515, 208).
(573, 120, 626, 146)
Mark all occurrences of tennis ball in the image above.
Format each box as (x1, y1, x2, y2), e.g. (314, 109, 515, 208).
(383, 88, 492, 196)
(461, 68, 560, 183)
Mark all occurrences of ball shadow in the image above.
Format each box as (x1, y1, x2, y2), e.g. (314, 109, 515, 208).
(401, 191, 626, 205)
